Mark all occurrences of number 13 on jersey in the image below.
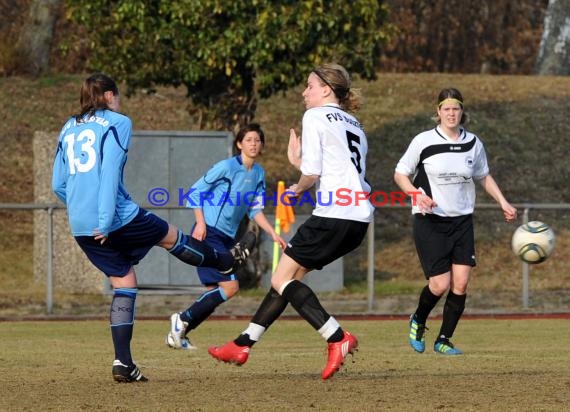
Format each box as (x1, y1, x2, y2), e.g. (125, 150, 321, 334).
(64, 129, 97, 174)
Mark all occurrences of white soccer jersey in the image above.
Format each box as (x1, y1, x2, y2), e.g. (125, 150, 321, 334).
(395, 126, 489, 217)
(300, 104, 374, 223)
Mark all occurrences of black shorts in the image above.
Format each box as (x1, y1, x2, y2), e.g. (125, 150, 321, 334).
(75, 208, 169, 276)
(284, 215, 369, 270)
(413, 214, 476, 278)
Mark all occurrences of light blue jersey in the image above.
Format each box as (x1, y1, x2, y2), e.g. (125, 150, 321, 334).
(52, 110, 139, 236)
(186, 155, 265, 238)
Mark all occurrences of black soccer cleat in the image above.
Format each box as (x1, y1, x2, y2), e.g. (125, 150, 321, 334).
(221, 231, 257, 275)
(112, 360, 148, 383)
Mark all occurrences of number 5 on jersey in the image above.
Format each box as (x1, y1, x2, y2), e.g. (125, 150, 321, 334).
(346, 130, 362, 173)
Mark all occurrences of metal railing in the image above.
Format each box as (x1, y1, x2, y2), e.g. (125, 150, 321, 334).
(1, 202, 568, 314)
(375, 203, 568, 310)
(1, 202, 59, 314)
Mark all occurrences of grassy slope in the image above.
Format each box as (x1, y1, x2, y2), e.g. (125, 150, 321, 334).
(0, 73, 569, 311)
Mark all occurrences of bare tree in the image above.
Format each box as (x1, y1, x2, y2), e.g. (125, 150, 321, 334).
(16, 0, 63, 76)
(381, 0, 548, 74)
(535, 0, 570, 75)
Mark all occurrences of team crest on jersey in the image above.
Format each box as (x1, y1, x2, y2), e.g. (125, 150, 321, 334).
(465, 157, 474, 168)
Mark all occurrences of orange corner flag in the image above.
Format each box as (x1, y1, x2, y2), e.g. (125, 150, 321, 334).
(275, 180, 295, 233)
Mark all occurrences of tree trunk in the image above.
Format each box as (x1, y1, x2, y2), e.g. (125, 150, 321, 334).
(535, 0, 570, 75)
(16, 0, 63, 76)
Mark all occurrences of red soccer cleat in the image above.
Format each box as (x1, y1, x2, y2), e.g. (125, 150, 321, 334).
(208, 341, 250, 366)
(321, 331, 358, 380)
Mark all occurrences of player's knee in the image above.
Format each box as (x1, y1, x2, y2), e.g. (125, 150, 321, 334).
(220, 282, 239, 299)
(429, 278, 450, 296)
(452, 284, 468, 295)
(281, 280, 312, 306)
(158, 224, 179, 249)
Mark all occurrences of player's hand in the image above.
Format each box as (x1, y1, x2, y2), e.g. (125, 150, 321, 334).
(286, 184, 299, 197)
(287, 128, 301, 169)
(273, 234, 288, 249)
(93, 230, 108, 245)
(503, 203, 518, 223)
(417, 194, 437, 215)
(191, 223, 207, 241)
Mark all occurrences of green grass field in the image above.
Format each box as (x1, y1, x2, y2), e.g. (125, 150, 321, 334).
(1, 318, 568, 411)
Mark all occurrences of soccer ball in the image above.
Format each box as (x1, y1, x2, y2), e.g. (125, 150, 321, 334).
(511, 221, 556, 264)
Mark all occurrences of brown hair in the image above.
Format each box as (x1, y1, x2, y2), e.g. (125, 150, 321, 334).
(75, 74, 119, 122)
(433, 87, 469, 124)
(313, 63, 362, 113)
(233, 122, 265, 153)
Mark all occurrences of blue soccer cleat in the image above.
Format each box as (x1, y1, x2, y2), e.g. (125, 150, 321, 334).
(408, 314, 427, 353)
(434, 338, 463, 355)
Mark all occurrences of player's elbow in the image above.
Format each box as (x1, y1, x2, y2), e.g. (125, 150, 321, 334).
(393, 172, 408, 187)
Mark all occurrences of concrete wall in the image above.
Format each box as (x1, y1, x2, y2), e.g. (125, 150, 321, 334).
(32, 130, 232, 293)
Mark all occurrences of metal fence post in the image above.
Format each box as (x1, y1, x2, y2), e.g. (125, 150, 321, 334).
(522, 208, 530, 309)
(46, 206, 54, 314)
(367, 222, 375, 312)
